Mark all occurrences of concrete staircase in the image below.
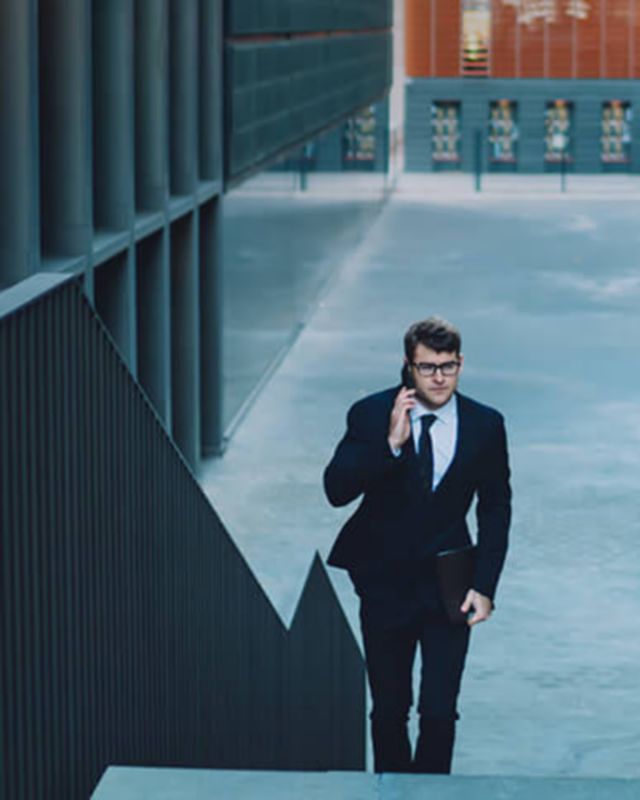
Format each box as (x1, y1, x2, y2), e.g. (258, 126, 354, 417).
(93, 768, 640, 799)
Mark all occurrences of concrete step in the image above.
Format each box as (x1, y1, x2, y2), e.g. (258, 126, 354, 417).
(92, 768, 640, 800)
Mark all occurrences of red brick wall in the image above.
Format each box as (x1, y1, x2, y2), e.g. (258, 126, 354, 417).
(607, 0, 631, 77)
(434, 0, 461, 76)
(548, 11, 574, 77)
(576, 0, 602, 78)
(491, 1, 517, 77)
(405, 0, 637, 80)
(406, 0, 431, 77)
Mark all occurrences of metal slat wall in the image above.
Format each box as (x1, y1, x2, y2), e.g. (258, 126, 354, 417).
(227, 0, 392, 34)
(225, 0, 393, 181)
(226, 33, 392, 180)
(0, 277, 365, 800)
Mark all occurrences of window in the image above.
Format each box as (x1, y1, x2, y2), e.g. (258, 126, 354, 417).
(544, 100, 573, 162)
(342, 106, 376, 169)
(462, 0, 491, 76)
(431, 102, 461, 164)
(601, 101, 632, 164)
(488, 100, 518, 164)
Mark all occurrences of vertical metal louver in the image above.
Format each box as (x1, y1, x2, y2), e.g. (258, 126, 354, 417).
(0, 277, 364, 800)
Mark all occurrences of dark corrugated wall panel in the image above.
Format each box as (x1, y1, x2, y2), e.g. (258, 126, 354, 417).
(226, 32, 392, 180)
(226, 0, 392, 35)
(0, 279, 365, 800)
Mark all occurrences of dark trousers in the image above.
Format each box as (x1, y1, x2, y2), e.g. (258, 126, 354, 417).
(360, 606, 470, 774)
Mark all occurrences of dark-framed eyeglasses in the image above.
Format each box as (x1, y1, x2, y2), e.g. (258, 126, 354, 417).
(412, 360, 461, 377)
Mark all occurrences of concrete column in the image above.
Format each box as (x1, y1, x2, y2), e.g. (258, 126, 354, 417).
(134, 0, 169, 211)
(169, 0, 199, 195)
(0, 0, 39, 287)
(170, 213, 200, 471)
(92, 0, 137, 371)
(200, 199, 223, 455)
(198, 0, 224, 183)
(39, 0, 93, 258)
(93, 0, 135, 231)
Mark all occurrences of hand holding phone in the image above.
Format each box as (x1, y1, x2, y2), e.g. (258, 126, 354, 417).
(388, 366, 416, 452)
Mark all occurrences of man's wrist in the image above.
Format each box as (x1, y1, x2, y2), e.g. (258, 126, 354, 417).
(471, 587, 495, 611)
(387, 438, 402, 458)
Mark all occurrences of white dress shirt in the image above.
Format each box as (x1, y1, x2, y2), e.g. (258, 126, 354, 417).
(408, 394, 458, 490)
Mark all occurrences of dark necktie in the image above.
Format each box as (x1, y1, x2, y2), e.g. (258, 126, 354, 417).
(418, 413, 437, 492)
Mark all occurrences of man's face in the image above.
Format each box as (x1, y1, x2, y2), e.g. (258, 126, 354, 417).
(408, 343, 463, 409)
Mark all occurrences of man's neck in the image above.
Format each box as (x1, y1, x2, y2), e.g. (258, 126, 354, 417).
(413, 392, 457, 416)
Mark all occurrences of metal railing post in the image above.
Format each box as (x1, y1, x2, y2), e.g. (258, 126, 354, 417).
(474, 128, 483, 192)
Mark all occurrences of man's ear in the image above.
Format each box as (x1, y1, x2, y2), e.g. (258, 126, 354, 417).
(458, 353, 464, 371)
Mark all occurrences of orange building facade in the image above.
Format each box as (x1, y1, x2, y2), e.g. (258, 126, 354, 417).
(405, 1, 640, 172)
(405, 0, 639, 79)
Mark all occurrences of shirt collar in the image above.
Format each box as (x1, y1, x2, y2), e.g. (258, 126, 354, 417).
(410, 393, 457, 426)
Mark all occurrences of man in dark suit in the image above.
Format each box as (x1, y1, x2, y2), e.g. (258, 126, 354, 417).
(323, 317, 511, 774)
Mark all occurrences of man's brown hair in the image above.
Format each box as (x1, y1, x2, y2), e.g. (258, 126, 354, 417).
(404, 316, 462, 360)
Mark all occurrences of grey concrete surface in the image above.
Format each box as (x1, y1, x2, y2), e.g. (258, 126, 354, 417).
(200, 174, 640, 778)
(93, 767, 640, 799)
(222, 173, 387, 431)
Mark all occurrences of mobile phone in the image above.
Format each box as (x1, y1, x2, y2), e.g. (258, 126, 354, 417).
(401, 363, 415, 389)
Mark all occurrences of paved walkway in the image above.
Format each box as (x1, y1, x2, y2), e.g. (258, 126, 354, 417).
(200, 174, 640, 778)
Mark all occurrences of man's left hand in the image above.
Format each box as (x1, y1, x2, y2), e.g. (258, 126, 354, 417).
(461, 589, 493, 627)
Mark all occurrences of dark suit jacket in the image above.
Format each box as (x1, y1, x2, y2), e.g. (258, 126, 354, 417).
(324, 387, 511, 617)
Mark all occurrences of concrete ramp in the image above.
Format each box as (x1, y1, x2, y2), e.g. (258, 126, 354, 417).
(92, 768, 640, 799)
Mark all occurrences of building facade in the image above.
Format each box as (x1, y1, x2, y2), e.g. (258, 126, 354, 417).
(0, 2, 393, 796)
(0, 0, 392, 463)
(405, 0, 640, 172)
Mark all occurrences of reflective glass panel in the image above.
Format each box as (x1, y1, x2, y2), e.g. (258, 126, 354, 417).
(488, 100, 519, 164)
(431, 101, 461, 165)
(221, 135, 387, 431)
(544, 100, 573, 162)
(342, 106, 377, 170)
(601, 101, 632, 164)
(462, 0, 491, 76)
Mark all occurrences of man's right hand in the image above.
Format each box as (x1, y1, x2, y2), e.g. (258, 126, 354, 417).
(387, 387, 416, 452)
